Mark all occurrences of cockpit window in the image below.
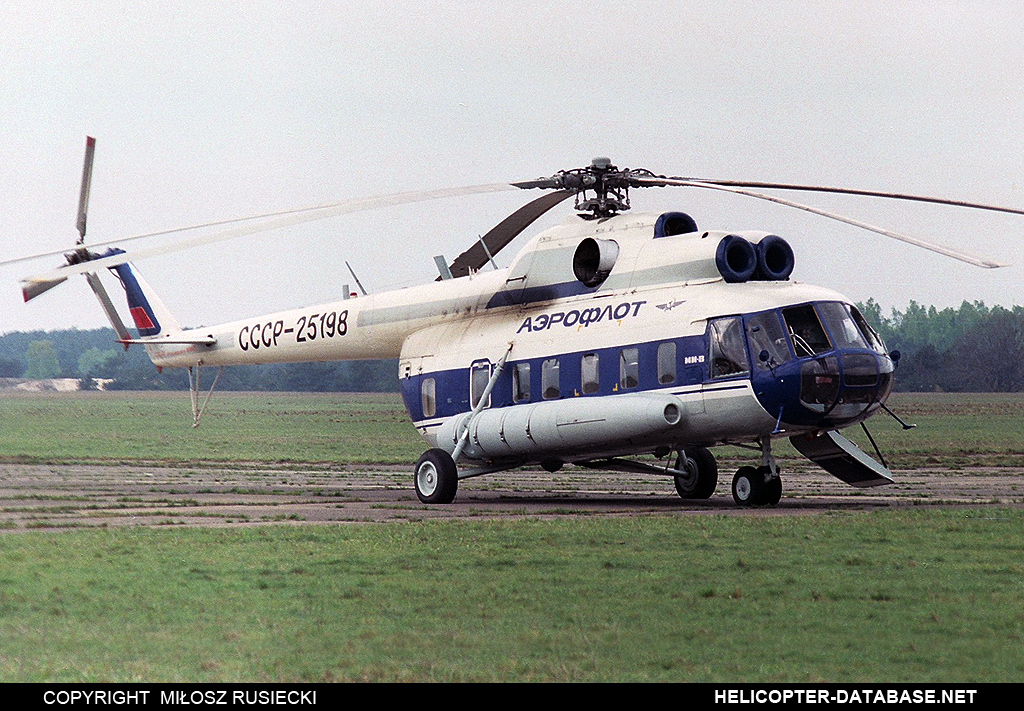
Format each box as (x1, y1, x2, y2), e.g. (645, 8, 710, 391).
(782, 305, 831, 357)
(709, 317, 750, 378)
(746, 310, 792, 370)
(816, 302, 870, 350)
(849, 305, 888, 355)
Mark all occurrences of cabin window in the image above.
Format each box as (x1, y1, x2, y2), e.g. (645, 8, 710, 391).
(470, 361, 491, 409)
(581, 353, 600, 394)
(513, 362, 531, 403)
(657, 342, 676, 384)
(782, 305, 831, 357)
(746, 311, 792, 370)
(619, 348, 639, 389)
(542, 358, 560, 399)
(709, 317, 750, 379)
(421, 378, 436, 418)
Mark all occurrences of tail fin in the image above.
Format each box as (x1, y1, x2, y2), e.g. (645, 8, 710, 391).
(100, 249, 181, 337)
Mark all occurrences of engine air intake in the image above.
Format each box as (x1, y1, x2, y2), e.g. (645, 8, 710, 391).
(755, 235, 795, 281)
(573, 237, 620, 287)
(715, 235, 758, 283)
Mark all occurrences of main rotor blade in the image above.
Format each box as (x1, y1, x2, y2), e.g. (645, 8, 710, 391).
(445, 189, 574, 278)
(76, 136, 96, 242)
(21, 182, 523, 284)
(635, 174, 1024, 218)
(649, 178, 1008, 269)
(4, 198, 440, 269)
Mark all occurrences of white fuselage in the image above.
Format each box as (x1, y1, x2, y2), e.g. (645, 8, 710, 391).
(137, 211, 887, 465)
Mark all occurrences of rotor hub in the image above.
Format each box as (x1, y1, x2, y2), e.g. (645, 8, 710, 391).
(514, 158, 671, 218)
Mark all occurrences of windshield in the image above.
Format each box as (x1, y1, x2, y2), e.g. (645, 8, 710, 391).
(782, 304, 831, 357)
(760, 302, 888, 361)
(816, 302, 869, 350)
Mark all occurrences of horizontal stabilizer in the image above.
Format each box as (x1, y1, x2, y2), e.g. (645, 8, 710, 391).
(117, 336, 216, 346)
(790, 430, 894, 488)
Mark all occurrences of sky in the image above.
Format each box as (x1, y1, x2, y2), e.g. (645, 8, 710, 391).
(2, 0, 1023, 335)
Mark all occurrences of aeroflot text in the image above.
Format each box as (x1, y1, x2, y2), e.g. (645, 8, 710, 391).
(714, 689, 977, 704)
(517, 300, 647, 334)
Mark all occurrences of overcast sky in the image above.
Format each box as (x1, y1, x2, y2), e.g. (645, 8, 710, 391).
(3, 1, 1023, 335)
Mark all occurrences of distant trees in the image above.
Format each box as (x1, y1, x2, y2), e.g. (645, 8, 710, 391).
(0, 328, 399, 392)
(24, 340, 61, 379)
(858, 299, 1024, 392)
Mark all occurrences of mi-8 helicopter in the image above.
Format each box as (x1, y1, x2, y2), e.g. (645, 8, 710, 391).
(15, 138, 1018, 506)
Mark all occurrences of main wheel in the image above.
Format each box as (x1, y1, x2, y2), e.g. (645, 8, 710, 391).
(673, 447, 719, 499)
(414, 449, 459, 504)
(731, 466, 764, 506)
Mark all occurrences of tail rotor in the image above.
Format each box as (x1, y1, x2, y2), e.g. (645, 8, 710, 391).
(22, 137, 132, 344)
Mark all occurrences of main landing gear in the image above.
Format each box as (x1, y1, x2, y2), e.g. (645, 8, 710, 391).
(414, 448, 459, 504)
(671, 447, 718, 499)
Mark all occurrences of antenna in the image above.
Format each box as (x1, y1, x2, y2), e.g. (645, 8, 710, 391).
(345, 261, 368, 295)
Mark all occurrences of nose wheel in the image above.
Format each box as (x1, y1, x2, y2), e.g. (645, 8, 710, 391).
(731, 465, 782, 506)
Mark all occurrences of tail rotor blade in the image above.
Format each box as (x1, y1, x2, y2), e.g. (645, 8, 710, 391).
(23, 276, 68, 302)
(76, 136, 96, 243)
(84, 271, 131, 345)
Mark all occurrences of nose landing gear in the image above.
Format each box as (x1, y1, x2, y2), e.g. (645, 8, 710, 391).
(731, 465, 782, 506)
(731, 437, 782, 506)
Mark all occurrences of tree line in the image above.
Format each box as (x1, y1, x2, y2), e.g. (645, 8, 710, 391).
(858, 300, 1024, 392)
(2, 300, 1023, 392)
(0, 328, 398, 392)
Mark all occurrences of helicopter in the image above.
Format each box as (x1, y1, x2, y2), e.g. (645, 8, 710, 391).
(14, 138, 1020, 506)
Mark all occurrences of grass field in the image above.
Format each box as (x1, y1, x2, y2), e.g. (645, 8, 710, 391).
(0, 389, 1022, 682)
(0, 391, 424, 465)
(1, 510, 1022, 682)
(2, 390, 1023, 467)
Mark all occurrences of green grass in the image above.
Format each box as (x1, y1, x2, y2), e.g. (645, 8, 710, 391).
(0, 391, 423, 465)
(0, 510, 1021, 682)
(2, 391, 1024, 467)
(2, 390, 1024, 682)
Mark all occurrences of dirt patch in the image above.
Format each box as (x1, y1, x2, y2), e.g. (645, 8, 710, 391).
(1, 459, 1022, 531)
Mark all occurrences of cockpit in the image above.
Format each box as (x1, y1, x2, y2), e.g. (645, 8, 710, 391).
(710, 301, 895, 429)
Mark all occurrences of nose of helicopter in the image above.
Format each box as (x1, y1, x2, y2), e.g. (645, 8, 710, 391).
(755, 348, 895, 430)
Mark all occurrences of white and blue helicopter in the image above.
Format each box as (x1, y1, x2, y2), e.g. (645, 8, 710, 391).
(15, 138, 1019, 506)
